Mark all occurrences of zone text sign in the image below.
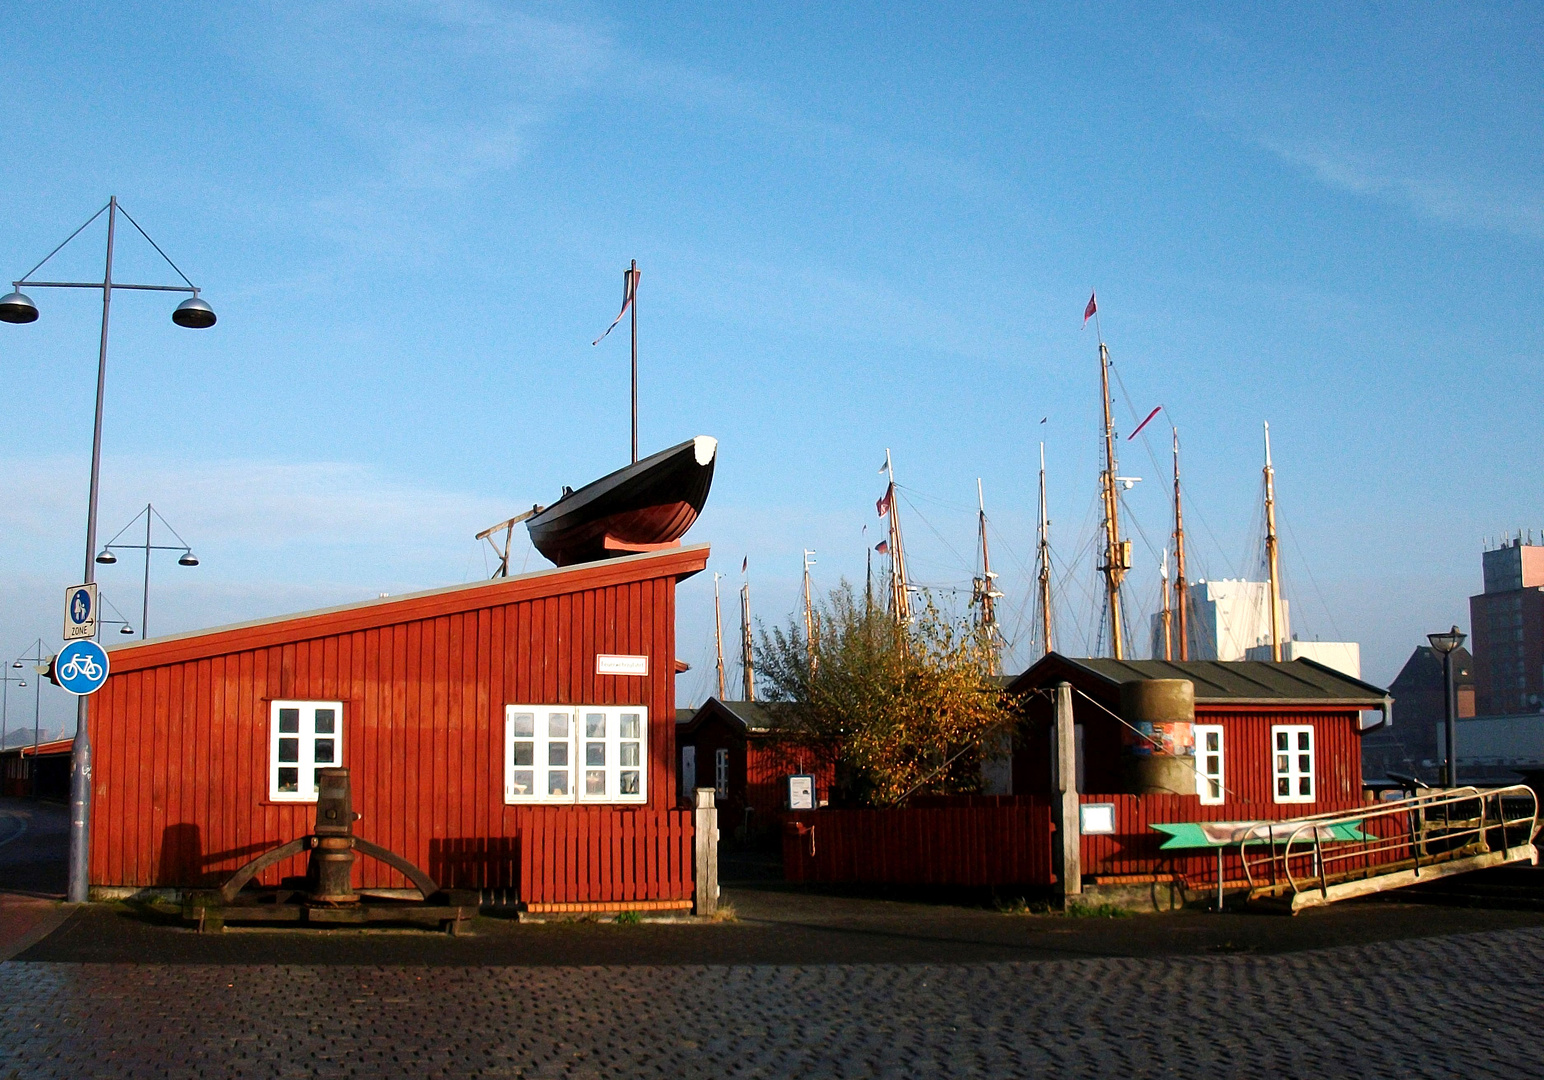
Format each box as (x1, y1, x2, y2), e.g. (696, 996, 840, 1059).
(596, 654, 649, 677)
(63, 583, 98, 641)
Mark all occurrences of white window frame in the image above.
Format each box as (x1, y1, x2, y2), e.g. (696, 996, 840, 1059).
(714, 747, 730, 798)
(1271, 724, 1315, 804)
(505, 704, 647, 805)
(1195, 723, 1225, 805)
(268, 700, 343, 803)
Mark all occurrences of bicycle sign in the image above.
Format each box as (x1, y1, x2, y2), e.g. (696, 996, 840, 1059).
(63, 583, 98, 641)
(54, 639, 110, 696)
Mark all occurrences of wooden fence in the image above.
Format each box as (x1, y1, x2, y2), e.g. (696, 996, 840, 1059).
(782, 802, 1054, 887)
(514, 806, 696, 909)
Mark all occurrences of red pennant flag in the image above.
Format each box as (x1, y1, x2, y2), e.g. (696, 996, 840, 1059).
(1128, 405, 1162, 441)
(876, 485, 893, 518)
(1083, 291, 1097, 328)
(875, 540, 889, 554)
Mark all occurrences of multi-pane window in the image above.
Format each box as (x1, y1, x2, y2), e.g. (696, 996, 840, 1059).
(1272, 724, 1315, 804)
(505, 705, 647, 805)
(714, 747, 729, 799)
(268, 700, 343, 802)
(1194, 724, 1224, 805)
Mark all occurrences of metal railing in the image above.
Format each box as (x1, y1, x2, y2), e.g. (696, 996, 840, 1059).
(1239, 785, 1540, 902)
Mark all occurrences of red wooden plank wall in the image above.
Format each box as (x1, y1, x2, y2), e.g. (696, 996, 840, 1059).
(781, 804, 1054, 887)
(87, 549, 706, 905)
(745, 740, 834, 823)
(1197, 708, 1364, 808)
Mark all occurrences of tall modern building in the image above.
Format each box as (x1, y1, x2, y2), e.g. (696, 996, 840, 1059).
(1149, 578, 1289, 661)
(1470, 536, 1544, 715)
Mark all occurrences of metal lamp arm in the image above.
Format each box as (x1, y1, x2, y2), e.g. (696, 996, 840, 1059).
(14, 281, 196, 294)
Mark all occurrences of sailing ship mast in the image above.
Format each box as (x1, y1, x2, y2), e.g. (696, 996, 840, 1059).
(1263, 422, 1284, 661)
(713, 572, 726, 700)
(1097, 340, 1130, 659)
(1160, 549, 1173, 660)
(1172, 427, 1189, 661)
(881, 449, 913, 625)
(803, 549, 819, 674)
(1036, 442, 1053, 658)
(740, 580, 755, 701)
(972, 479, 1003, 673)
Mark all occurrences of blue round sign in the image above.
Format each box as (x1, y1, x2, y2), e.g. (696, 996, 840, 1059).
(55, 639, 110, 696)
(68, 587, 92, 627)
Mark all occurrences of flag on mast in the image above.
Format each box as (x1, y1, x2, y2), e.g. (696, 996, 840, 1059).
(592, 266, 640, 346)
(876, 485, 893, 517)
(741, 556, 748, 574)
(875, 540, 889, 554)
(1128, 405, 1163, 441)
(1083, 291, 1097, 328)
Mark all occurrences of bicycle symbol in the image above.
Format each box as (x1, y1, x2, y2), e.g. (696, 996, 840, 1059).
(59, 654, 103, 681)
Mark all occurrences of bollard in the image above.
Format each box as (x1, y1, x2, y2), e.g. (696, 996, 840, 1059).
(310, 767, 358, 903)
(694, 787, 719, 916)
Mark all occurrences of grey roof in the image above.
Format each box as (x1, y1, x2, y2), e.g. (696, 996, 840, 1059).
(1009, 653, 1390, 705)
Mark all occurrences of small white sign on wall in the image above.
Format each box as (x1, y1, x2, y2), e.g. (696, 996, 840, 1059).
(596, 654, 649, 676)
(1080, 802, 1116, 835)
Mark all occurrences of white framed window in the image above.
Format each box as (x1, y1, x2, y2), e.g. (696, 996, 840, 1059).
(268, 700, 343, 802)
(505, 704, 647, 805)
(1195, 724, 1224, 805)
(714, 747, 729, 798)
(1272, 724, 1315, 803)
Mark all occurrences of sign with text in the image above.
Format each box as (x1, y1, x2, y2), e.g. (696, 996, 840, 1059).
(787, 774, 815, 811)
(63, 583, 98, 641)
(596, 654, 649, 677)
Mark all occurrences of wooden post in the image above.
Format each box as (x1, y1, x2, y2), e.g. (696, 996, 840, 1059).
(1055, 681, 1081, 898)
(693, 788, 719, 915)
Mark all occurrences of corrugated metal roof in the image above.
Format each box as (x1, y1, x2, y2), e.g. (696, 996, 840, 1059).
(1011, 653, 1389, 704)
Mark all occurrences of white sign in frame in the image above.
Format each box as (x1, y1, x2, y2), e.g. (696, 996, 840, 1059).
(596, 654, 649, 677)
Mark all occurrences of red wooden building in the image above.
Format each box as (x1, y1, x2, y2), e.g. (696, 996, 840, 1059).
(87, 545, 709, 912)
(1006, 654, 1393, 811)
(676, 698, 833, 837)
(1, 736, 72, 799)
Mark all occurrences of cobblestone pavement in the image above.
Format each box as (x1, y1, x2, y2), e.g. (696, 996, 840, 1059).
(2, 926, 1540, 1079)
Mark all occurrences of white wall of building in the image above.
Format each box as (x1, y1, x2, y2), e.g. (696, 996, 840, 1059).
(1243, 640, 1361, 678)
(1150, 579, 1289, 661)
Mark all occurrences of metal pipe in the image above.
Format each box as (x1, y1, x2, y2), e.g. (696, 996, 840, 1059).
(142, 504, 152, 639)
(1443, 647, 1457, 788)
(68, 197, 118, 902)
(13, 281, 194, 293)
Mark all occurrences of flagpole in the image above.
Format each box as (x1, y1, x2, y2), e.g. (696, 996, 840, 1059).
(629, 259, 638, 464)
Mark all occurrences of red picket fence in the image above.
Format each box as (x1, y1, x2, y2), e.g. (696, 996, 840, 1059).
(782, 802, 1054, 887)
(518, 806, 695, 908)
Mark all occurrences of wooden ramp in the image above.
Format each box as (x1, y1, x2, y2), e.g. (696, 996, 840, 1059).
(1240, 785, 1540, 914)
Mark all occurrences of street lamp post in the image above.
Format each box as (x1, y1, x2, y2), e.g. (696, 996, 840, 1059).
(14, 641, 49, 798)
(96, 504, 199, 640)
(1427, 626, 1466, 788)
(1, 197, 215, 902)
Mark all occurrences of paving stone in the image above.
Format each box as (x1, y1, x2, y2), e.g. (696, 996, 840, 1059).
(1, 927, 1541, 1078)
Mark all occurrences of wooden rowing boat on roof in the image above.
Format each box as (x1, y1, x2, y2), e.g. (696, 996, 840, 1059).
(525, 436, 717, 567)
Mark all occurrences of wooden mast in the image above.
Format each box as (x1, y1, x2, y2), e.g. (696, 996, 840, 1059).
(883, 449, 912, 625)
(1172, 427, 1189, 661)
(629, 259, 639, 464)
(713, 572, 726, 700)
(973, 479, 1003, 673)
(740, 581, 755, 701)
(1160, 549, 1173, 660)
(803, 549, 818, 674)
(1098, 340, 1128, 659)
(1036, 442, 1053, 658)
(1263, 421, 1284, 661)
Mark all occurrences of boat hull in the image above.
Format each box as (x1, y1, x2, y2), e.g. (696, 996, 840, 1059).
(526, 436, 716, 567)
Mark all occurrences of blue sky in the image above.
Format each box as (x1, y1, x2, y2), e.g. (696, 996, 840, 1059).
(1, 2, 1540, 734)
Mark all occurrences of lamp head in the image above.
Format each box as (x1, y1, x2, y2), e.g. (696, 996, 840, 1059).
(1427, 625, 1466, 655)
(120, 625, 135, 635)
(178, 551, 199, 567)
(0, 290, 39, 324)
(96, 549, 117, 564)
(171, 295, 216, 329)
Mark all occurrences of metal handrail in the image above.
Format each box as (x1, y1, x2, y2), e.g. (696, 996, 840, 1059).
(1267, 784, 1539, 901)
